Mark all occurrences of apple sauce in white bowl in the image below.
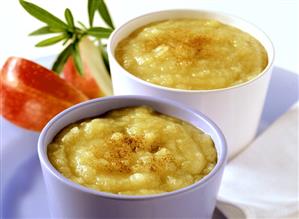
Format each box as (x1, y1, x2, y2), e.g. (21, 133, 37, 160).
(115, 19, 268, 90)
(108, 10, 274, 159)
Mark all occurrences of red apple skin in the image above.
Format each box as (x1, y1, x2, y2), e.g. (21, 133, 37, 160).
(63, 57, 102, 99)
(0, 57, 88, 131)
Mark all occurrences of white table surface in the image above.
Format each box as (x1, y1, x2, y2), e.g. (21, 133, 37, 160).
(0, 0, 298, 75)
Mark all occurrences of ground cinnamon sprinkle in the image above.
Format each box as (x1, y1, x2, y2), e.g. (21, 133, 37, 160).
(116, 19, 268, 90)
(48, 106, 217, 195)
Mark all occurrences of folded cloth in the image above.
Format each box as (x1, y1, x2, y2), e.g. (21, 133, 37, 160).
(217, 102, 299, 219)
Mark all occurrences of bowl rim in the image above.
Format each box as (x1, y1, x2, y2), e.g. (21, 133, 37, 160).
(108, 9, 275, 93)
(38, 95, 227, 200)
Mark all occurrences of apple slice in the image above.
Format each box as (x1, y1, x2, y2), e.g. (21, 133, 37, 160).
(62, 37, 113, 97)
(0, 57, 88, 131)
(63, 57, 102, 99)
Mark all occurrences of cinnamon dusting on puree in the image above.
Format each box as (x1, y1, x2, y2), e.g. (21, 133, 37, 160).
(116, 19, 268, 90)
(48, 106, 217, 195)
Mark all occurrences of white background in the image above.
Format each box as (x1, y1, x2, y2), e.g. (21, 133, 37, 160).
(0, 0, 298, 74)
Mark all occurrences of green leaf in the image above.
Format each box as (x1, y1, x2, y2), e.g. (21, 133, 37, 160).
(35, 34, 67, 47)
(62, 38, 70, 46)
(87, 27, 113, 38)
(98, 0, 114, 29)
(78, 21, 88, 30)
(52, 44, 73, 74)
(29, 26, 65, 36)
(64, 8, 74, 28)
(19, 0, 68, 29)
(72, 43, 84, 75)
(88, 0, 99, 27)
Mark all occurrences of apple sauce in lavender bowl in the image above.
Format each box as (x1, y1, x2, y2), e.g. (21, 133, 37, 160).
(47, 106, 217, 195)
(38, 95, 227, 218)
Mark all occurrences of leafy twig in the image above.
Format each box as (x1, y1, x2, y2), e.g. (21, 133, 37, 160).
(19, 0, 114, 75)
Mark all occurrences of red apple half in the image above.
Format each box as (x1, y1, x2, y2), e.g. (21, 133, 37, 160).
(0, 57, 88, 131)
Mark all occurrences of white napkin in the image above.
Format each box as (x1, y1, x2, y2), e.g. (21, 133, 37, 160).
(217, 102, 299, 219)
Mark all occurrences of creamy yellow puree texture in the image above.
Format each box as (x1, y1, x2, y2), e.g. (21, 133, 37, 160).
(115, 19, 268, 90)
(48, 106, 217, 195)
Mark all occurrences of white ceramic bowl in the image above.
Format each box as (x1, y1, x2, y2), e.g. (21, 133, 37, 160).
(38, 95, 227, 218)
(108, 9, 275, 159)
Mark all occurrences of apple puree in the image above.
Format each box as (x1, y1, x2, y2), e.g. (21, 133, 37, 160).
(48, 106, 217, 195)
(115, 19, 268, 90)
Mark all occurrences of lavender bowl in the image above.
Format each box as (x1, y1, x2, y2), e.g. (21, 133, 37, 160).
(38, 95, 227, 218)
